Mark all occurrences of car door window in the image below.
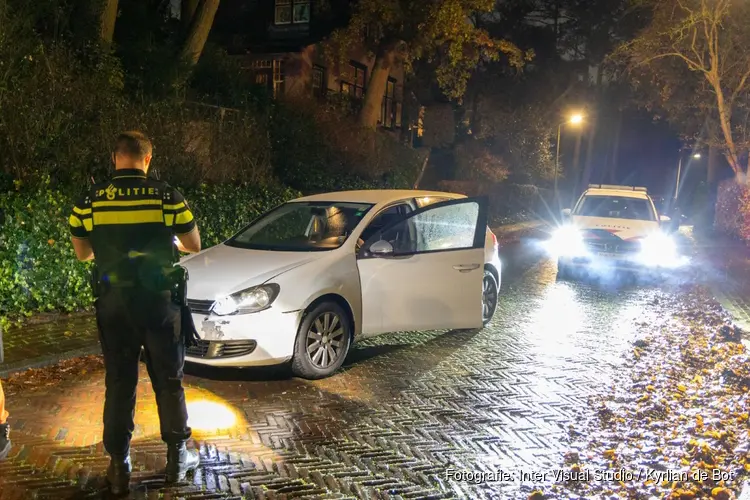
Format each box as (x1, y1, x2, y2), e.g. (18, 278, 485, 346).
(379, 200, 480, 255)
(359, 204, 412, 243)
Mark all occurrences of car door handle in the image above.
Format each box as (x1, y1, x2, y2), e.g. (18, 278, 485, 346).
(453, 264, 481, 272)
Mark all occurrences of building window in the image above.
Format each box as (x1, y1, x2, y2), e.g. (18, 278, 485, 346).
(312, 65, 325, 97)
(340, 62, 366, 99)
(252, 59, 284, 98)
(380, 77, 396, 128)
(275, 0, 310, 25)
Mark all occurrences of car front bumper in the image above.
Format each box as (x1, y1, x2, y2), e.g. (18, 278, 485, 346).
(560, 252, 686, 273)
(185, 304, 302, 367)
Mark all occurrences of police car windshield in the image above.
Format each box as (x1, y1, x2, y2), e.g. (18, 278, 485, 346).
(575, 195, 656, 221)
(226, 201, 374, 251)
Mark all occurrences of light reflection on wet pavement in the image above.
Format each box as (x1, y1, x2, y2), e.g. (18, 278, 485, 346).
(1, 232, 705, 499)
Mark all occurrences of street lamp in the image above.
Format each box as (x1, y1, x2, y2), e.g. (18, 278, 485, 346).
(674, 150, 702, 200)
(554, 113, 585, 200)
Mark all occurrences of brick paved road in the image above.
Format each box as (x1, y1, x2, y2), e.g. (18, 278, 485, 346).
(0, 232, 691, 499)
(0, 315, 98, 378)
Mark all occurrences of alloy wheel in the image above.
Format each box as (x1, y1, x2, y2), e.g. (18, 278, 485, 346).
(305, 312, 346, 369)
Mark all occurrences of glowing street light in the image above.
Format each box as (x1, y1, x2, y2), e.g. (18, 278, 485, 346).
(569, 114, 584, 125)
(554, 112, 586, 201)
(674, 150, 703, 200)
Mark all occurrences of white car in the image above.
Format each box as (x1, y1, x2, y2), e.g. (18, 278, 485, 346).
(180, 190, 502, 379)
(551, 184, 685, 277)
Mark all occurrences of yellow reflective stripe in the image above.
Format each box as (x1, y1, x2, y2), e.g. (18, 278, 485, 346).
(69, 215, 82, 227)
(83, 218, 93, 231)
(92, 199, 161, 208)
(73, 206, 92, 215)
(163, 202, 186, 211)
(164, 214, 175, 226)
(93, 209, 164, 225)
(174, 210, 194, 225)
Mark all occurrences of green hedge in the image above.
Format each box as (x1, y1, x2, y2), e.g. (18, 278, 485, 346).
(715, 179, 750, 241)
(0, 181, 301, 328)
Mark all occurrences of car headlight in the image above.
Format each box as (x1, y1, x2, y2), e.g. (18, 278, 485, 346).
(212, 284, 280, 316)
(550, 225, 586, 257)
(639, 232, 678, 266)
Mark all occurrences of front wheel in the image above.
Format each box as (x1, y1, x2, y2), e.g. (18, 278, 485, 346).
(291, 302, 352, 379)
(482, 270, 499, 327)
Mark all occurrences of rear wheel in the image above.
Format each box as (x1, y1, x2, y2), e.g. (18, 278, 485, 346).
(291, 302, 352, 379)
(482, 270, 499, 326)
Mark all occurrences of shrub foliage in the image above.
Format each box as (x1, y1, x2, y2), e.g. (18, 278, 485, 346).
(715, 179, 750, 241)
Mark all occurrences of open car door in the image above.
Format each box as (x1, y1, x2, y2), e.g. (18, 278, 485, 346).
(357, 197, 488, 335)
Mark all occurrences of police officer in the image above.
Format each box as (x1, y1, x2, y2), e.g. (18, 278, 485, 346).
(68, 131, 202, 495)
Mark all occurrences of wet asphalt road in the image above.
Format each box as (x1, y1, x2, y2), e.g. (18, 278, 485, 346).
(2, 229, 700, 499)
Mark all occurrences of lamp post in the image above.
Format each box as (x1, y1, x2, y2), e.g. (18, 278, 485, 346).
(674, 152, 701, 201)
(554, 113, 584, 201)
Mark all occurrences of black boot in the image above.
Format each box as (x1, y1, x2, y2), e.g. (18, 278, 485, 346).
(106, 455, 131, 496)
(0, 423, 10, 461)
(165, 442, 200, 483)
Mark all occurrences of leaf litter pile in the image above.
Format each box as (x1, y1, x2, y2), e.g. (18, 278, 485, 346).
(2, 355, 104, 396)
(535, 286, 750, 499)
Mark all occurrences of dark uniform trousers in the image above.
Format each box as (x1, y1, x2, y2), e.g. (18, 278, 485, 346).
(95, 286, 191, 457)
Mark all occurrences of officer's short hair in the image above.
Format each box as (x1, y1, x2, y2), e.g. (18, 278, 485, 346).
(114, 131, 153, 159)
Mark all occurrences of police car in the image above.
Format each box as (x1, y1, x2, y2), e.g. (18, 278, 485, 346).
(179, 190, 502, 379)
(550, 184, 687, 278)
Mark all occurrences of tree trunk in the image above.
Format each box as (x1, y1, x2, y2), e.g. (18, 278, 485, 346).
(181, 0, 221, 67)
(100, 0, 119, 44)
(359, 44, 398, 129)
(711, 76, 741, 178)
(182, 0, 200, 30)
(413, 149, 431, 189)
(707, 144, 720, 184)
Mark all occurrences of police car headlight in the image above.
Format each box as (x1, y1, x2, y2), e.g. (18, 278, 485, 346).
(213, 284, 280, 315)
(639, 232, 679, 267)
(550, 225, 586, 257)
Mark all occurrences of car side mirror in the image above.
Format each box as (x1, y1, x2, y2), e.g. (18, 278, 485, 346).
(659, 215, 671, 223)
(561, 208, 572, 217)
(369, 240, 394, 256)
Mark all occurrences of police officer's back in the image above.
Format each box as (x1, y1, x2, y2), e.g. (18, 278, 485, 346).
(68, 131, 201, 495)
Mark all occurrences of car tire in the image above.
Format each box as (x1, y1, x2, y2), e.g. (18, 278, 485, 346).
(291, 302, 352, 380)
(482, 269, 499, 327)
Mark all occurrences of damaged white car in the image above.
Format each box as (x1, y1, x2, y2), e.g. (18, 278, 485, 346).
(180, 190, 502, 379)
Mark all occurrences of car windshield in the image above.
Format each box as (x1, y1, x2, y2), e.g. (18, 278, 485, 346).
(226, 201, 374, 251)
(575, 195, 655, 221)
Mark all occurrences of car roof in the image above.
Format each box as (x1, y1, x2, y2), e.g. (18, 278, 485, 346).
(583, 188, 650, 199)
(291, 189, 465, 205)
